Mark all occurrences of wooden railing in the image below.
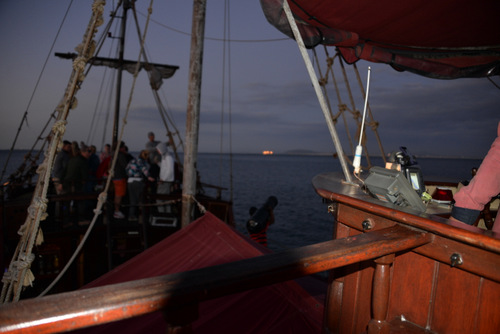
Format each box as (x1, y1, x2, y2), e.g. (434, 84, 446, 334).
(313, 172, 500, 333)
(0, 225, 431, 334)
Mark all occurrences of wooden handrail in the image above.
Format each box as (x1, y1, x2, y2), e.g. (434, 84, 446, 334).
(313, 172, 500, 254)
(0, 225, 431, 334)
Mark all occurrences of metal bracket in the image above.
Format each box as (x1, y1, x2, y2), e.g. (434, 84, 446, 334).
(450, 253, 463, 267)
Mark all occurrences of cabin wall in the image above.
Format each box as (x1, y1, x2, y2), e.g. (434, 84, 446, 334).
(327, 203, 500, 334)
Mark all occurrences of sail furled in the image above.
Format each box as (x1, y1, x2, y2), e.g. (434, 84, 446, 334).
(55, 52, 179, 90)
(260, 0, 500, 79)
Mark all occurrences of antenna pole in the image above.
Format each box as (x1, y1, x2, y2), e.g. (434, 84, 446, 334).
(353, 66, 371, 174)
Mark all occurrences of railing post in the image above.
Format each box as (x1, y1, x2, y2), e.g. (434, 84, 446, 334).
(367, 254, 395, 334)
(323, 216, 348, 334)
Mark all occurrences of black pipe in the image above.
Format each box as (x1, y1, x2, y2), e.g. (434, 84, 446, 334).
(246, 196, 278, 234)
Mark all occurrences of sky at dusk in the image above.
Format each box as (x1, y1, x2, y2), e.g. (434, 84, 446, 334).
(0, 0, 499, 159)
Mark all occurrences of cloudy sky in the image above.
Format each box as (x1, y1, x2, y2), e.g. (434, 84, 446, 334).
(0, 0, 498, 159)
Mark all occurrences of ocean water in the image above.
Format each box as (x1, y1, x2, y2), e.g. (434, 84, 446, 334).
(0, 150, 483, 252)
(195, 153, 483, 252)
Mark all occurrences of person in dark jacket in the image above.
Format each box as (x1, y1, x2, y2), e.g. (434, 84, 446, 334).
(112, 141, 131, 219)
(85, 144, 100, 193)
(52, 140, 72, 194)
(63, 142, 88, 194)
(63, 142, 90, 225)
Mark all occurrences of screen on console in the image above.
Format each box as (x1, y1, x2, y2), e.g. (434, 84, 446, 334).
(410, 172, 420, 190)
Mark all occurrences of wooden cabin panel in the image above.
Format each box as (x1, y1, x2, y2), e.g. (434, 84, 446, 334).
(345, 224, 375, 333)
(334, 261, 374, 334)
(354, 263, 374, 333)
(315, 173, 500, 334)
(337, 204, 397, 231)
(476, 279, 500, 334)
(431, 263, 480, 333)
(325, 220, 351, 331)
(413, 235, 500, 282)
(328, 222, 375, 333)
(387, 250, 436, 328)
(334, 264, 362, 333)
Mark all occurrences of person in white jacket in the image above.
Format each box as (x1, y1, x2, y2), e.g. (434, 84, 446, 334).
(156, 142, 175, 213)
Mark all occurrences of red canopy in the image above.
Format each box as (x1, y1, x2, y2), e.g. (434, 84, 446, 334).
(260, 0, 500, 79)
(74, 212, 324, 333)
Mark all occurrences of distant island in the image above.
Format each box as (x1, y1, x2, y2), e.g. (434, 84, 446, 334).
(282, 149, 333, 156)
(279, 150, 482, 159)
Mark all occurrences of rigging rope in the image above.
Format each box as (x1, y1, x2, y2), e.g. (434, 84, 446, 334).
(282, 0, 353, 184)
(1, 0, 104, 303)
(191, 194, 206, 214)
(0, 0, 75, 185)
(38, 0, 157, 298)
(83, 2, 121, 147)
(311, 46, 387, 170)
(216, 0, 234, 203)
(1, 0, 106, 303)
(313, 48, 355, 154)
(40, 0, 156, 298)
(130, 4, 184, 167)
(135, 9, 289, 43)
(227, 13, 235, 205)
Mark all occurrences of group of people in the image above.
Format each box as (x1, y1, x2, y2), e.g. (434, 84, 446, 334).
(51, 140, 100, 225)
(51, 132, 176, 224)
(52, 140, 100, 195)
(110, 132, 175, 221)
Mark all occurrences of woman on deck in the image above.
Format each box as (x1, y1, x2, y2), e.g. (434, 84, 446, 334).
(126, 150, 155, 221)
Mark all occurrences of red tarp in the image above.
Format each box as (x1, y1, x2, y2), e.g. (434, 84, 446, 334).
(75, 212, 324, 333)
(260, 0, 500, 79)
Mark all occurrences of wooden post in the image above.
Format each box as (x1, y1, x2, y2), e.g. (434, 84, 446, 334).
(112, 0, 131, 148)
(181, 0, 207, 228)
(323, 213, 349, 334)
(367, 254, 395, 334)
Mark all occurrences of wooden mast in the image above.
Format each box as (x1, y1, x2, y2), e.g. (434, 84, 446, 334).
(55, 0, 178, 150)
(112, 0, 132, 148)
(181, 0, 207, 228)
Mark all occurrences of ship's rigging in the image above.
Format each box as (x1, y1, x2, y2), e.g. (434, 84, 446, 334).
(1, 0, 187, 302)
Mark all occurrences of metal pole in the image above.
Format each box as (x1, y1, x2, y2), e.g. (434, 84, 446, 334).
(282, 0, 353, 184)
(181, 0, 207, 227)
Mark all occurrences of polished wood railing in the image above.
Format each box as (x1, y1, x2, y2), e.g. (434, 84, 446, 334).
(313, 172, 500, 333)
(0, 225, 431, 334)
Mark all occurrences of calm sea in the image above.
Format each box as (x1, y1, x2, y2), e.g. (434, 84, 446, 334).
(0, 150, 483, 252)
(196, 153, 483, 251)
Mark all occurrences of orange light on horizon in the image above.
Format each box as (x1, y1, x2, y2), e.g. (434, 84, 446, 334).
(262, 150, 274, 155)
